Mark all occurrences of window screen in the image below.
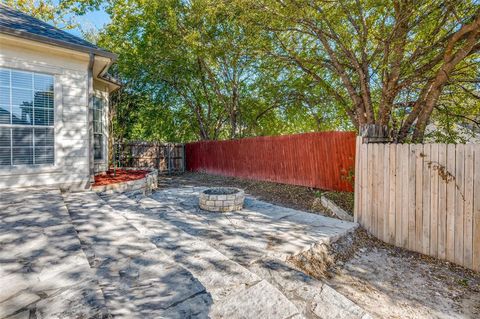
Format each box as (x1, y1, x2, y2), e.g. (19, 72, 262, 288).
(0, 68, 54, 166)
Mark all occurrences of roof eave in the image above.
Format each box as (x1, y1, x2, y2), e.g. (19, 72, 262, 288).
(0, 25, 117, 60)
(97, 58, 122, 92)
(99, 74, 122, 92)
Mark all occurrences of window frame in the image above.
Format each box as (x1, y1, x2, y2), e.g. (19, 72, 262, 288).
(92, 95, 106, 162)
(0, 67, 56, 168)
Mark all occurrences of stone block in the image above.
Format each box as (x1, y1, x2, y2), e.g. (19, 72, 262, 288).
(198, 187, 245, 212)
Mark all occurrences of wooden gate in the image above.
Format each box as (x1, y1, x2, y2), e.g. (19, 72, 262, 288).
(114, 142, 185, 173)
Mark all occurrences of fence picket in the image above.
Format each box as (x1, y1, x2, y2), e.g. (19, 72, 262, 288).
(354, 137, 361, 222)
(464, 145, 474, 268)
(430, 144, 439, 257)
(408, 145, 416, 250)
(401, 144, 410, 248)
(395, 144, 403, 247)
(473, 145, 480, 271)
(446, 144, 456, 262)
(368, 144, 375, 234)
(388, 144, 396, 244)
(415, 144, 424, 253)
(437, 144, 447, 259)
(382, 144, 390, 242)
(455, 144, 465, 265)
(361, 142, 369, 225)
(422, 144, 431, 255)
(373, 143, 380, 237)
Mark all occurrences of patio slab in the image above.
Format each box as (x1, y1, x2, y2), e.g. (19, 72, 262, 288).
(65, 191, 302, 319)
(1, 186, 367, 318)
(103, 187, 368, 318)
(0, 189, 108, 319)
(142, 187, 357, 262)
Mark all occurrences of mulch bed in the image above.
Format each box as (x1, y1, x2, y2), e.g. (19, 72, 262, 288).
(93, 169, 149, 186)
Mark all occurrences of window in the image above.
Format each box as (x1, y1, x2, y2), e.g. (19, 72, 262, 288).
(93, 96, 105, 160)
(0, 68, 54, 166)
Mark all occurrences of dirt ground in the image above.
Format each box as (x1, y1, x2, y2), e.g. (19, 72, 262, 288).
(161, 172, 480, 319)
(328, 230, 480, 319)
(159, 172, 354, 215)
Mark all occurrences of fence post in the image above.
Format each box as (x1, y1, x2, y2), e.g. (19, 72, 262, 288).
(360, 124, 391, 144)
(181, 144, 185, 173)
(356, 124, 391, 227)
(168, 144, 172, 175)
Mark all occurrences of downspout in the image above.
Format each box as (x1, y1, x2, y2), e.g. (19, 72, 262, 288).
(87, 53, 95, 186)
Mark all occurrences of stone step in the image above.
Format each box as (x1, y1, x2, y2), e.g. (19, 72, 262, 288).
(67, 191, 303, 319)
(121, 187, 371, 319)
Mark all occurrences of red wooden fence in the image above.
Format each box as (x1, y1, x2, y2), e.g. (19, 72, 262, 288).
(185, 131, 356, 192)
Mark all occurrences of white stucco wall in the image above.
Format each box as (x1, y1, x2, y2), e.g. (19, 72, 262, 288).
(0, 34, 109, 190)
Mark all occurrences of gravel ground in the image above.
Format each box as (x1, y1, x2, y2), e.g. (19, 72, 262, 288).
(161, 172, 480, 319)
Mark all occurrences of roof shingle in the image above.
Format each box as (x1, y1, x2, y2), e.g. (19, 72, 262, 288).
(0, 3, 116, 59)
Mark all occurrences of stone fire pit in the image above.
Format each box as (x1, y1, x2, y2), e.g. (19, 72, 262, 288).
(199, 187, 245, 212)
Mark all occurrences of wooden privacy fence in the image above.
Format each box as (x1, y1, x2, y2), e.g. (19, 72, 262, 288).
(114, 142, 185, 173)
(186, 131, 356, 192)
(354, 137, 480, 271)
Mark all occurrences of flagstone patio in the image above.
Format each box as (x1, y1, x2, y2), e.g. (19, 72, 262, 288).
(0, 185, 369, 318)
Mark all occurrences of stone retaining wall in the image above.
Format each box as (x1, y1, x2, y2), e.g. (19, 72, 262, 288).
(92, 168, 158, 195)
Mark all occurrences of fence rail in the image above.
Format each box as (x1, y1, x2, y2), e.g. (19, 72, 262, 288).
(186, 132, 356, 192)
(354, 137, 480, 271)
(114, 142, 185, 173)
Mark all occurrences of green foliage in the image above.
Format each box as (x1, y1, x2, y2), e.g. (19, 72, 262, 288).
(233, 0, 480, 142)
(3, 0, 76, 28)
(8, 0, 479, 142)
(102, 0, 480, 142)
(93, 0, 354, 142)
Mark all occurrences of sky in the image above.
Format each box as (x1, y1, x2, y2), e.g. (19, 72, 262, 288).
(68, 8, 110, 37)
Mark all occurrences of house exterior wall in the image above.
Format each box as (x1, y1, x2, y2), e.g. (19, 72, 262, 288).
(0, 34, 96, 190)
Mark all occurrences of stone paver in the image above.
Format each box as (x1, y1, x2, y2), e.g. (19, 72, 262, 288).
(64, 192, 213, 318)
(65, 191, 302, 318)
(2, 186, 369, 319)
(103, 187, 370, 319)
(0, 189, 108, 319)
(142, 187, 356, 262)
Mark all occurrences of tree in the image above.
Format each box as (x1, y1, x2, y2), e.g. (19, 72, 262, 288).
(96, 0, 339, 141)
(16, 0, 478, 143)
(234, 0, 480, 142)
(4, 0, 79, 29)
